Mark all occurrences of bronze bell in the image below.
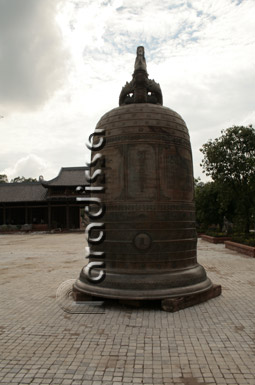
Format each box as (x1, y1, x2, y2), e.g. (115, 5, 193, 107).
(74, 46, 221, 312)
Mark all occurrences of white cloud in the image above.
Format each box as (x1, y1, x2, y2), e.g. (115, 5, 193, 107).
(0, 0, 69, 113)
(2, 154, 56, 181)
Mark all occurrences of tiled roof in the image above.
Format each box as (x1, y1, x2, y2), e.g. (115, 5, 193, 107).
(0, 183, 47, 202)
(0, 167, 89, 203)
(42, 167, 89, 187)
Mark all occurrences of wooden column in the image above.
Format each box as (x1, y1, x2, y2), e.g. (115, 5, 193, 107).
(29, 207, 33, 224)
(25, 206, 28, 224)
(3, 206, 6, 224)
(66, 204, 70, 230)
(48, 203, 51, 230)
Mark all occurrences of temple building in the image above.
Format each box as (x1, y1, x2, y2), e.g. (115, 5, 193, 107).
(0, 167, 88, 231)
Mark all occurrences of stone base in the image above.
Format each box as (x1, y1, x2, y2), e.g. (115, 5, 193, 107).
(161, 284, 222, 312)
(73, 283, 222, 312)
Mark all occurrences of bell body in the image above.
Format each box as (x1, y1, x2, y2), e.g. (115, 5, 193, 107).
(74, 103, 213, 300)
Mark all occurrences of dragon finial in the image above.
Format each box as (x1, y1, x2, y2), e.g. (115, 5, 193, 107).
(134, 46, 147, 73)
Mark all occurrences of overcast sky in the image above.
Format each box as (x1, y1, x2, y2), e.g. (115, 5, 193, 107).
(0, 0, 254, 181)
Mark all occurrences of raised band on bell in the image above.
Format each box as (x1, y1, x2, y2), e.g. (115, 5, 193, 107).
(73, 46, 221, 312)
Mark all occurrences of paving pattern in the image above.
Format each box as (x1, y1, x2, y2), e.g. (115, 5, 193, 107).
(0, 233, 254, 385)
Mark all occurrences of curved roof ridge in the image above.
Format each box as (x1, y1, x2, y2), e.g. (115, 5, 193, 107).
(42, 166, 89, 187)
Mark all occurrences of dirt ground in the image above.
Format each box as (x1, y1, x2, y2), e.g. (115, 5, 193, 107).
(0, 233, 87, 287)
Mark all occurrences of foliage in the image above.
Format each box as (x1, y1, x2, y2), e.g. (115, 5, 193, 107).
(204, 231, 229, 238)
(194, 178, 234, 231)
(10, 176, 37, 183)
(0, 224, 20, 232)
(200, 125, 255, 234)
(231, 234, 255, 247)
(195, 179, 221, 229)
(200, 125, 255, 183)
(0, 174, 8, 183)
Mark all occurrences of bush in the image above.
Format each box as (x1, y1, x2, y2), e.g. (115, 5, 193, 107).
(205, 231, 228, 237)
(0, 224, 19, 232)
(231, 235, 255, 247)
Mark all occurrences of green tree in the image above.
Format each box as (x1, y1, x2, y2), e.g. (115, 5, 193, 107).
(10, 176, 37, 183)
(195, 178, 236, 232)
(200, 125, 255, 234)
(24, 177, 37, 183)
(195, 179, 222, 230)
(0, 174, 8, 183)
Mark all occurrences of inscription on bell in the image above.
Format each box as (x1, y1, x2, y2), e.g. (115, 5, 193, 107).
(138, 150, 146, 192)
(127, 144, 156, 199)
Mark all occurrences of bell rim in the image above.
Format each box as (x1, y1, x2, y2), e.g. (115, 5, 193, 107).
(73, 276, 213, 301)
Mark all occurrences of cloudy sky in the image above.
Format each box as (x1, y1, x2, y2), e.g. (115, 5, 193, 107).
(0, 0, 254, 181)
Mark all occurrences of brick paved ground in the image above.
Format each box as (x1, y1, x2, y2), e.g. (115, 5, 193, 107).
(0, 233, 254, 385)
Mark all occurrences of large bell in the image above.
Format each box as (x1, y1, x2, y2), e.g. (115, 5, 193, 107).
(74, 46, 221, 311)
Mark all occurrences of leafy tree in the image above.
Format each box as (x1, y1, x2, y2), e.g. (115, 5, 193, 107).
(195, 179, 221, 230)
(195, 178, 236, 232)
(24, 177, 38, 183)
(0, 174, 8, 183)
(10, 176, 37, 183)
(200, 125, 255, 234)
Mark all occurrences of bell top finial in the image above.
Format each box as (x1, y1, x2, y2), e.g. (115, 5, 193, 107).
(119, 46, 163, 106)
